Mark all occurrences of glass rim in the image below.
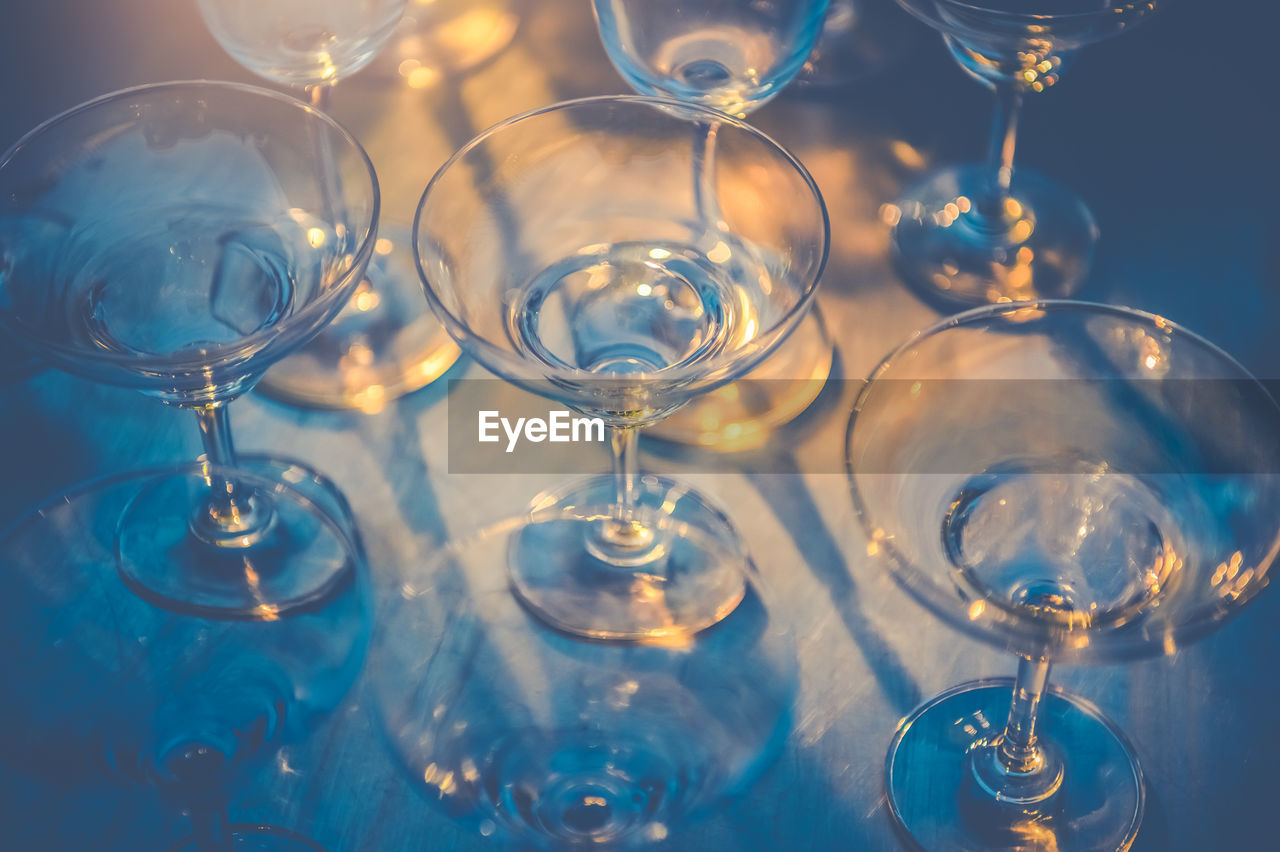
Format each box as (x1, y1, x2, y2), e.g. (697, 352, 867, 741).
(845, 299, 1280, 663)
(0, 79, 382, 379)
(412, 94, 830, 394)
(896, 0, 1158, 26)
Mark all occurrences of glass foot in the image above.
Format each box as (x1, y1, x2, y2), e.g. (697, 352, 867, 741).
(889, 165, 1098, 307)
(116, 458, 361, 620)
(256, 224, 460, 412)
(649, 306, 835, 452)
(164, 824, 327, 851)
(887, 678, 1143, 852)
(508, 475, 748, 640)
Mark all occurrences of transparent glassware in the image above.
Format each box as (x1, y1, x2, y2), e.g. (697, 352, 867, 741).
(593, 0, 836, 451)
(845, 300, 1280, 851)
(371, 511, 796, 848)
(197, 0, 462, 411)
(414, 96, 828, 640)
(885, 1, 1160, 306)
(0, 460, 370, 851)
(0, 81, 379, 619)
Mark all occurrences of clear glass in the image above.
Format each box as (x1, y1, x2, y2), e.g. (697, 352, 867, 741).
(0, 460, 370, 851)
(593, 0, 835, 451)
(593, 0, 829, 118)
(195, 0, 407, 87)
(414, 95, 828, 640)
(846, 300, 1280, 850)
(0, 81, 379, 618)
(886, 1, 1160, 306)
(371, 511, 796, 848)
(197, 0, 462, 411)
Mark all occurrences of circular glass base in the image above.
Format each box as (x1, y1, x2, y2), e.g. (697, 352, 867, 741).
(649, 307, 835, 452)
(256, 224, 460, 412)
(887, 678, 1143, 852)
(890, 165, 1098, 307)
(508, 475, 749, 640)
(116, 457, 360, 620)
(164, 824, 326, 851)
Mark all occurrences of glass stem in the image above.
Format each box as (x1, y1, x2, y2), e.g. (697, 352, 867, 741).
(998, 655, 1051, 773)
(691, 120, 722, 225)
(307, 82, 331, 112)
(192, 404, 267, 542)
(982, 83, 1023, 215)
(610, 424, 639, 525)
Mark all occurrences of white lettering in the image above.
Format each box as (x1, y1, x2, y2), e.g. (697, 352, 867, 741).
(549, 410, 570, 442)
(481, 410, 606, 452)
(478, 411, 500, 442)
(573, 416, 605, 443)
(502, 417, 525, 453)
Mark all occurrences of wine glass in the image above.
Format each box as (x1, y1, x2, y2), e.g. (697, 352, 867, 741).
(0, 81, 379, 619)
(414, 95, 828, 640)
(371, 511, 796, 848)
(197, 0, 462, 411)
(845, 301, 1280, 850)
(593, 0, 835, 451)
(0, 459, 370, 851)
(885, 1, 1159, 307)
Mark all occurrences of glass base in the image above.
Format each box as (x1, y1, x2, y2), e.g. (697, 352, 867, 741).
(116, 457, 360, 620)
(164, 824, 327, 851)
(256, 224, 460, 412)
(887, 678, 1143, 852)
(508, 475, 748, 640)
(649, 307, 835, 452)
(890, 165, 1098, 307)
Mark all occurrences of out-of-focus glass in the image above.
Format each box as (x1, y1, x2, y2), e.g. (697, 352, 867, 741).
(415, 95, 828, 641)
(196, 0, 407, 87)
(886, 1, 1159, 306)
(372, 512, 796, 848)
(0, 459, 370, 851)
(593, 0, 829, 119)
(846, 300, 1280, 851)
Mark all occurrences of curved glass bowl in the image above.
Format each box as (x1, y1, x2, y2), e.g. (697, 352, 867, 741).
(413, 95, 827, 639)
(371, 511, 796, 848)
(0, 459, 371, 849)
(846, 300, 1280, 851)
(592, 0, 829, 119)
(195, 0, 407, 87)
(887, 1, 1160, 306)
(0, 81, 378, 618)
(848, 300, 1280, 663)
(0, 80, 379, 406)
(414, 95, 829, 424)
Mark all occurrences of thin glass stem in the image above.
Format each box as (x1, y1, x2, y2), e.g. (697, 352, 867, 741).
(610, 424, 640, 521)
(983, 83, 1023, 210)
(999, 655, 1051, 773)
(196, 404, 239, 469)
(691, 121, 722, 225)
(307, 83, 331, 112)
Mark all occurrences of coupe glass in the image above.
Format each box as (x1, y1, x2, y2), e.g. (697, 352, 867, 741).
(372, 512, 796, 848)
(0, 460, 370, 851)
(414, 96, 828, 639)
(845, 301, 1280, 851)
(593, 0, 835, 450)
(0, 81, 379, 619)
(197, 0, 462, 410)
(886, 1, 1159, 306)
